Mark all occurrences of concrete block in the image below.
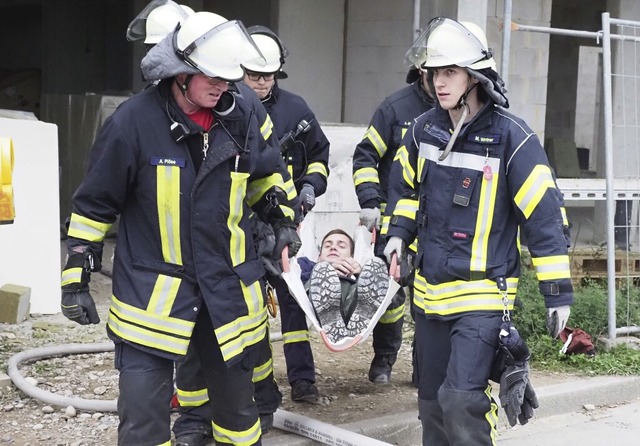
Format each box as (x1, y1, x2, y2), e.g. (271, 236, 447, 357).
(0, 283, 31, 324)
(0, 372, 11, 387)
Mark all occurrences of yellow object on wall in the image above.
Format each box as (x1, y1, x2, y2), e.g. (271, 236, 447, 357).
(0, 137, 15, 224)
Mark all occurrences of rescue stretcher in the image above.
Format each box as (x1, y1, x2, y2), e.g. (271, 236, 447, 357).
(279, 221, 401, 352)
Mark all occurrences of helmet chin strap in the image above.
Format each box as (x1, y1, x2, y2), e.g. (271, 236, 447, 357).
(175, 75, 201, 108)
(438, 81, 478, 161)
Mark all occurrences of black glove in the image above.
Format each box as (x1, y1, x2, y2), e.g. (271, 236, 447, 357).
(61, 289, 100, 325)
(299, 184, 316, 214)
(61, 248, 101, 325)
(273, 222, 302, 259)
(519, 380, 539, 425)
(499, 361, 539, 426)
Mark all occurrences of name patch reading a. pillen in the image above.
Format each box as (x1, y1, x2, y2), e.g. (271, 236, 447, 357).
(150, 157, 187, 167)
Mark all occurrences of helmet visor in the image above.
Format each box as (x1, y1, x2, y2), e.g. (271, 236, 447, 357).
(404, 17, 489, 68)
(126, 0, 187, 42)
(176, 20, 265, 81)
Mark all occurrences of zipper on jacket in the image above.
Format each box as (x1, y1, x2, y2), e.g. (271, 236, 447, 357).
(202, 132, 209, 160)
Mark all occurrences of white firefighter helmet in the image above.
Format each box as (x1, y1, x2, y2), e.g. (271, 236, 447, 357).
(404, 17, 493, 70)
(174, 11, 264, 82)
(458, 21, 496, 70)
(243, 26, 289, 78)
(127, 0, 188, 42)
(144, 3, 194, 44)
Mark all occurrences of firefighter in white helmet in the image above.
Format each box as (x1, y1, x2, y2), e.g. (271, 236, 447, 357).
(384, 17, 572, 444)
(61, 11, 300, 446)
(242, 26, 330, 404)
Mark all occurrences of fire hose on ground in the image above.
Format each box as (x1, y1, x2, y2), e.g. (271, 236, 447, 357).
(7, 342, 393, 446)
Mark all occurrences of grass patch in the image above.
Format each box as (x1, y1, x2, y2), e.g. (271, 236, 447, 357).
(513, 259, 640, 375)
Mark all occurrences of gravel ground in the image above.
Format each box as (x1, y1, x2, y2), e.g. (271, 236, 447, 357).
(0, 240, 570, 445)
(0, 240, 419, 445)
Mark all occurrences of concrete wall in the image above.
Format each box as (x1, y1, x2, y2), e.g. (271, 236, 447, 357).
(313, 123, 366, 242)
(487, 0, 552, 138)
(276, 0, 345, 123)
(342, 0, 415, 124)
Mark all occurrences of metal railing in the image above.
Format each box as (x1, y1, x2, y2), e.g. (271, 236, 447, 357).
(510, 13, 640, 340)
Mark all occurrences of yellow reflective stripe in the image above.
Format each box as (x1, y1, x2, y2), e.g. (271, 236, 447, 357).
(560, 206, 568, 226)
(470, 171, 499, 273)
(283, 329, 310, 344)
(379, 303, 405, 324)
(252, 357, 273, 383)
(241, 279, 262, 315)
(353, 167, 380, 186)
(216, 304, 267, 344)
(531, 255, 571, 280)
(246, 174, 286, 207)
(514, 165, 556, 219)
(218, 311, 268, 362)
(409, 238, 418, 252)
(394, 145, 415, 188)
(412, 273, 518, 316)
(156, 165, 182, 265)
(157, 441, 171, 446)
(213, 418, 261, 446)
(306, 162, 328, 177)
(425, 277, 518, 299)
(394, 198, 418, 219)
(401, 127, 408, 139)
(283, 176, 296, 200)
(176, 388, 209, 407)
(229, 172, 249, 266)
(147, 275, 181, 317)
(107, 299, 192, 355)
(261, 114, 274, 141)
(380, 214, 391, 235)
(278, 205, 294, 221)
(67, 213, 112, 242)
(485, 384, 499, 444)
(412, 271, 427, 307)
(110, 294, 193, 335)
(380, 202, 387, 214)
(364, 126, 387, 157)
(61, 267, 82, 286)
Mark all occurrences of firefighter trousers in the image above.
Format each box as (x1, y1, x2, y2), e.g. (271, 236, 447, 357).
(172, 325, 281, 438)
(115, 307, 261, 446)
(414, 311, 501, 445)
(272, 274, 316, 385)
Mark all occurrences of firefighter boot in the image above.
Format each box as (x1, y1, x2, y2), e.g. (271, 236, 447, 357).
(175, 432, 210, 446)
(290, 379, 319, 403)
(368, 353, 397, 384)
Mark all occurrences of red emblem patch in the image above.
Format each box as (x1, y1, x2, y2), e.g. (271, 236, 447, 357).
(462, 177, 471, 188)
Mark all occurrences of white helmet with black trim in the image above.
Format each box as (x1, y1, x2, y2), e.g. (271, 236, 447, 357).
(174, 11, 264, 82)
(243, 26, 289, 79)
(126, 0, 192, 43)
(144, 3, 194, 44)
(405, 17, 493, 70)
